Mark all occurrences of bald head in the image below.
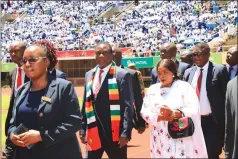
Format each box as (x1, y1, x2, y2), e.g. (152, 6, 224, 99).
(180, 50, 193, 57)
(95, 42, 113, 54)
(194, 43, 210, 54)
(112, 47, 122, 66)
(160, 42, 177, 59)
(226, 46, 238, 66)
(9, 41, 27, 66)
(180, 50, 193, 65)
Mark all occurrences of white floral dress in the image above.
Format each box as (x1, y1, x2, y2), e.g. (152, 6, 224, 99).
(141, 80, 208, 158)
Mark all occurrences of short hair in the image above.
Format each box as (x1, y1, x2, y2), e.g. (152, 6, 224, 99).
(95, 42, 113, 54)
(33, 40, 58, 70)
(194, 43, 210, 54)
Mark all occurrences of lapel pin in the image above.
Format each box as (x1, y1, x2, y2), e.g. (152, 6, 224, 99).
(39, 113, 44, 117)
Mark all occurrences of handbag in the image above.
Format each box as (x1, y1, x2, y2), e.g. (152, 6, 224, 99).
(168, 111, 195, 139)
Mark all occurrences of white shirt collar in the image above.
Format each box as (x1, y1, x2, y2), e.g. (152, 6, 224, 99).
(97, 63, 112, 74)
(196, 61, 209, 71)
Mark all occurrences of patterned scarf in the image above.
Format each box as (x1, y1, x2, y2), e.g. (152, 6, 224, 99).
(85, 62, 121, 151)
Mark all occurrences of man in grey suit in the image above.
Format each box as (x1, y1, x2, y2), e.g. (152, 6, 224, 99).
(80, 42, 134, 159)
(112, 47, 146, 134)
(151, 43, 190, 85)
(184, 43, 229, 159)
(224, 76, 238, 159)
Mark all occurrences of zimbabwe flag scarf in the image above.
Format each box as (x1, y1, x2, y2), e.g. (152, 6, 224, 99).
(85, 62, 121, 151)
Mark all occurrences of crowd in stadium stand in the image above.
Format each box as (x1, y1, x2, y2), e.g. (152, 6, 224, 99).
(1, 0, 237, 60)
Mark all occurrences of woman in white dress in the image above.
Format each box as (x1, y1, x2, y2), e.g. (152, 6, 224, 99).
(141, 59, 207, 158)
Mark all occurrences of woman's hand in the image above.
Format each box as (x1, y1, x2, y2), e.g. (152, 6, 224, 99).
(159, 106, 177, 121)
(10, 133, 25, 147)
(18, 130, 42, 147)
(160, 105, 173, 117)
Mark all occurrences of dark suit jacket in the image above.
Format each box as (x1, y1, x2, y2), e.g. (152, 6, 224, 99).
(121, 65, 145, 129)
(151, 60, 190, 85)
(50, 68, 67, 80)
(81, 66, 134, 140)
(5, 67, 29, 136)
(8, 77, 82, 159)
(225, 64, 238, 80)
(224, 76, 238, 159)
(184, 61, 229, 131)
(5, 68, 66, 136)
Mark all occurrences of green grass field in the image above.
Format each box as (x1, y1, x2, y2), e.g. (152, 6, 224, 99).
(1, 96, 82, 149)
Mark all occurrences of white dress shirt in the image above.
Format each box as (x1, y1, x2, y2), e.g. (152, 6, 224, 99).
(14, 66, 25, 92)
(227, 64, 237, 80)
(93, 63, 112, 93)
(191, 62, 212, 115)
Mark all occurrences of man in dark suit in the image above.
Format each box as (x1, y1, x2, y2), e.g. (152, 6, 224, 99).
(112, 47, 146, 134)
(80, 42, 134, 159)
(151, 43, 190, 85)
(226, 46, 238, 80)
(224, 76, 238, 159)
(184, 43, 229, 159)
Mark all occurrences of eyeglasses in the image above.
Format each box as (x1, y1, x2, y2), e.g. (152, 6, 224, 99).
(192, 52, 205, 57)
(20, 57, 46, 65)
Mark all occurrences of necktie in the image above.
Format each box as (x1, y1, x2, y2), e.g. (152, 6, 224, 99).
(229, 66, 233, 80)
(196, 68, 203, 100)
(16, 68, 22, 89)
(94, 69, 104, 97)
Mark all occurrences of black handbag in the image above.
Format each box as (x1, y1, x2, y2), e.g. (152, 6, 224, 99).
(168, 111, 195, 139)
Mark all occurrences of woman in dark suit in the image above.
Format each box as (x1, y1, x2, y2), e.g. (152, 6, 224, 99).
(8, 44, 83, 159)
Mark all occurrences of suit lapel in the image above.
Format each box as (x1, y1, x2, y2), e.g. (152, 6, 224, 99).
(14, 82, 31, 109)
(188, 67, 197, 84)
(38, 78, 56, 112)
(12, 67, 17, 89)
(206, 62, 214, 92)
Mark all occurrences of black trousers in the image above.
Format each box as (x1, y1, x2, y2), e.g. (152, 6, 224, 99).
(201, 115, 223, 159)
(86, 128, 127, 159)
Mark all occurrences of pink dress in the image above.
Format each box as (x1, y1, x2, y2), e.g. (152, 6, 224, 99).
(141, 80, 208, 158)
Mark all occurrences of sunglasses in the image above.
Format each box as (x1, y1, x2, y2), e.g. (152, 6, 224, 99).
(21, 57, 46, 65)
(192, 52, 205, 57)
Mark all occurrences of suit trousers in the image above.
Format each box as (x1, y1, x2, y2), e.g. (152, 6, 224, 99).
(201, 115, 223, 159)
(86, 127, 127, 159)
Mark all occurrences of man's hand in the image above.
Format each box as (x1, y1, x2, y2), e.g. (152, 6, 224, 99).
(118, 137, 129, 148)
(10, 133, 24, 147)
(18, 130, 42, 147)
(80, 135, 87, 144)
(137, 127, 146, 134)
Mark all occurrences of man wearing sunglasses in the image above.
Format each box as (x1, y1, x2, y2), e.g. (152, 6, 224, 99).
(150, 43, 190, 85)
(184, 43, 229, 159)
